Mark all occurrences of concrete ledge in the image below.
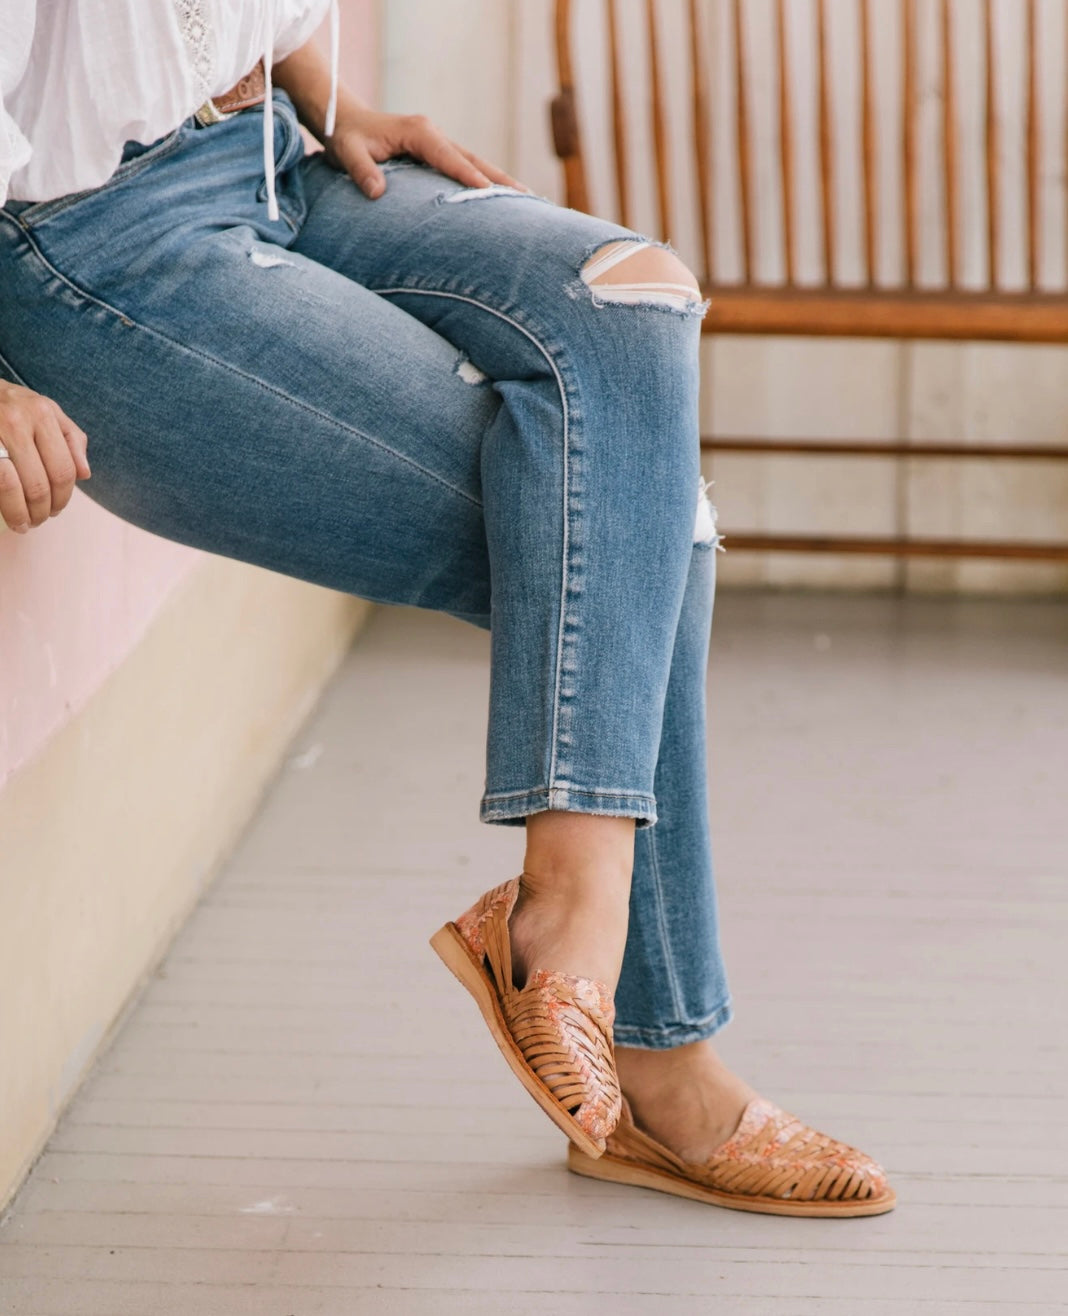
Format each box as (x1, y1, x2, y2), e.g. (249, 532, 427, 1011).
(0, 555, 371, 1208)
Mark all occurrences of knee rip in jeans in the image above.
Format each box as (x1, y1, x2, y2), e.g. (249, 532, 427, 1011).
(695, 475, 724, 549)
(441, 184, 542, 204)
(579, 240, 710, 317)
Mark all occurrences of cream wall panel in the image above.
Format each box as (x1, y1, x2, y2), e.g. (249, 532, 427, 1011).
(514, 0, 562, 199)
(382, 0, 515, 168)
(705, 338, 902, 589)
(904, 343, 1068, 594)
(0, 558, 369, 1208)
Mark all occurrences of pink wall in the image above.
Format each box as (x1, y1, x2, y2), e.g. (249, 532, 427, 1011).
(0, 507, 194, 789)
(0, 1, 378, 790)
(320, 0, 378, 95)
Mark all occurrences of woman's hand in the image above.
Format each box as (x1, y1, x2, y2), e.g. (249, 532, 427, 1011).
(325, 105, 527, 200)
(272, 40, 528, 201)
(0, 381, 90, 534)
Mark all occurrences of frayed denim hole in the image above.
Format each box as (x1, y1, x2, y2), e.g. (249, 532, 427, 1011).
(586, 291, 710, 318)
(694, 476, 724, 549)
(575, 232, 656, 270)
(454, 353, 488, 385)
(578, 238, 708, 317)
(248, 247, 295, 269)
(381, 155, 422, 173)
(435, 184, 545, 207)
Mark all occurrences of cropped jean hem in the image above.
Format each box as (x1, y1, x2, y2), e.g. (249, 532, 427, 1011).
(613, 998, 733, 1050)
(479, 784, 658, 829)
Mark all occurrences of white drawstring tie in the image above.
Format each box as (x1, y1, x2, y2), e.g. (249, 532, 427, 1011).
(263, 33, 277, 221)
(325, 0, 340, 137)
(263, 0, 340, 224)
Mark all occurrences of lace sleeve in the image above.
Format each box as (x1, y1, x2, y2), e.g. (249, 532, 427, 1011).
(0, 3, 36, 207)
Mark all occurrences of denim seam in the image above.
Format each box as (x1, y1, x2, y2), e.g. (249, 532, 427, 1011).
(613, 997, 733, 1049)
(483, 785, 658, 803)
(645, 824, 687, 1020)
(372, 285, 581, 801)
(7, 222, 484, 511)
(480, 786, 658, 828)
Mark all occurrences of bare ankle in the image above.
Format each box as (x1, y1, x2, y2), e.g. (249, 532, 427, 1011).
(517, 864, 630, 907)
(523, 812, 636, 893)
(616, 1040, 749, 1098)
(613, 1042, 756, 1159)
(616, 1038, 717, 1079)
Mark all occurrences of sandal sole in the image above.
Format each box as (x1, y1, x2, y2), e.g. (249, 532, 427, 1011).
(567, 1145, 897, 1217)
(430, 921, 607, 1160)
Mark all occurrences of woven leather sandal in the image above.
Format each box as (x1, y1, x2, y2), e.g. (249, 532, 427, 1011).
(567, 1094, 896, 1216)
(430, 876, 622, 1158)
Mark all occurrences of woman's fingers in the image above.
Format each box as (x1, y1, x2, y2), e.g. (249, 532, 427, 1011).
(0, 433, 31, 533)
(35, 408, 79, 516)
(346, 139, 387, 199)
(453, 144, 528, 192)
(6, 424, 51, 526)
(0, 384, 89, 532)
(337, 109, 529, 197)
(403, 117, 492, 189)
(57, 411, 91, 481)
(406, 123, 531, 192)
(338, 110, 529, 198)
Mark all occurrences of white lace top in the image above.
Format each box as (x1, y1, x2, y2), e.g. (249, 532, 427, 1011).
(0, 1, 339, 217)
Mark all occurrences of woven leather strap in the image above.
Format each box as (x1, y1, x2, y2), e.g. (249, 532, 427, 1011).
(607, 1095, 890, 1204)
(455, 878, 621, 1146)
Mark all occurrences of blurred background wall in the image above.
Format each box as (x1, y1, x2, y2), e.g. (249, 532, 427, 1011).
(383, 0, 1068, 595)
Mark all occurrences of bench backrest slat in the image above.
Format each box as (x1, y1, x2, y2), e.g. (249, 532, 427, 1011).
(553, 0, 1068, 302)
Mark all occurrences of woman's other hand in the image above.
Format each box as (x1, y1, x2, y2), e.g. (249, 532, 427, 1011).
(327, 106, 528, 200)
(0, 381, 90, 533)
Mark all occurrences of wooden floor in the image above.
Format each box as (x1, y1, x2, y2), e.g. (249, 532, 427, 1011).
(2, 592, 1066, 1315)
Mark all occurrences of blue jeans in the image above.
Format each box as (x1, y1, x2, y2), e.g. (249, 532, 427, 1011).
(0, 91, 732, 1047)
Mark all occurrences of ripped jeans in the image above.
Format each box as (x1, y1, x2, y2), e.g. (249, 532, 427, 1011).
(0, 90, 732, 1047)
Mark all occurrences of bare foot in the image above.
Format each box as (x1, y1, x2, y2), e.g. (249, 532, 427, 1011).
(507, 866, 630, 992)
(507, 813, 635, 993)
(615, 1039, 758, 1163)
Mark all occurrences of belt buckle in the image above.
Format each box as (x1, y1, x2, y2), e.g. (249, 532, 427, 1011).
(194, 98, 234, 128)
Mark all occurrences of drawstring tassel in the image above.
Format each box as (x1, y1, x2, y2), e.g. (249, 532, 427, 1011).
(263, 0, 341, 223)
(262, 35, 279, 222)
(324, 0, 340, 138)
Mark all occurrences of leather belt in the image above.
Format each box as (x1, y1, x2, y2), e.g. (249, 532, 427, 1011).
(194, 59, 267, 127)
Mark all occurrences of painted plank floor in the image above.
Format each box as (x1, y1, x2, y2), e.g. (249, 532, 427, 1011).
(2, 592, 1066, 1315)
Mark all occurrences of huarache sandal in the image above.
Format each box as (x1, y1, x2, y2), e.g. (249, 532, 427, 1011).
(430, 875, 622, 1158)
(567, 1094, 896, 1216)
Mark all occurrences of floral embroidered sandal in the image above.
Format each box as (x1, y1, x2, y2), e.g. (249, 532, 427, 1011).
(430, 875, 622, 1158)
(567, 1094, 896, 1216)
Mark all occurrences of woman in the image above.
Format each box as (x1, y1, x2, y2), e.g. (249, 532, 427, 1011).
(0, 1, 894, 1215)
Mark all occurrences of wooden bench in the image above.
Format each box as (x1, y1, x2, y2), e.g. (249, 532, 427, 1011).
(550, 0, 1068, 561)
